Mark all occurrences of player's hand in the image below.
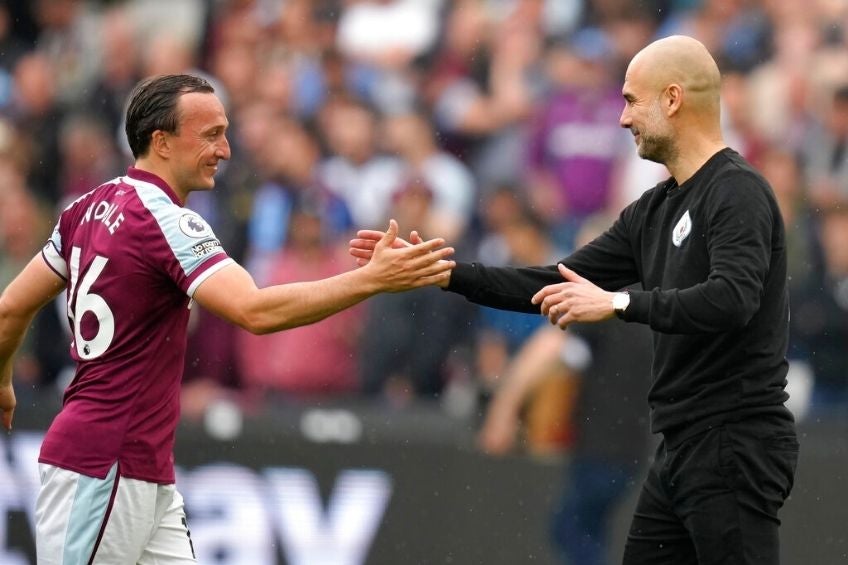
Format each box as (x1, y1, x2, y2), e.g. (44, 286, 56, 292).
(531, 264, 616, 329)
(362, 220, 454, 291)
(0, 381, 16, 431)
(349, 229, 423, 266)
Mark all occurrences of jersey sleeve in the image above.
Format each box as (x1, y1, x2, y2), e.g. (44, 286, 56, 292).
(133, 182, 235, 297)
(41, 219, 69, 280)
(155, 206, 234, 297)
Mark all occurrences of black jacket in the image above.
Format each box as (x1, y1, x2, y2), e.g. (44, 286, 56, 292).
(448, 148, 794, 439)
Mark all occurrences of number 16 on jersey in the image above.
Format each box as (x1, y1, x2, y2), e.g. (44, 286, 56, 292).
(67, 246, 115, 360)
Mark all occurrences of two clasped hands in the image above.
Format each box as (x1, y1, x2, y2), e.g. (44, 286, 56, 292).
(350, 222, 620, 328)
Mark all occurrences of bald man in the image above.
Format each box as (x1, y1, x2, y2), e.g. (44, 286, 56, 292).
(352, 34, 798, 564)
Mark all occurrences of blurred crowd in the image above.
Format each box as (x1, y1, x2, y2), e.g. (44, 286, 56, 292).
(1, 0, 848, 437)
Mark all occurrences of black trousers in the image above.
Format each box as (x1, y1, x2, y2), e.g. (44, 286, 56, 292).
(622, 418, 799, 565)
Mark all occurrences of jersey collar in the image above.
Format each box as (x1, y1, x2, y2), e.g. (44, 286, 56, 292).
(126, 167, 183, 205)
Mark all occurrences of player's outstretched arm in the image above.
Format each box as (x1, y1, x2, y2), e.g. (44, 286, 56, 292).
(0, 256, 66, 431)
(195, 220, 455, 334)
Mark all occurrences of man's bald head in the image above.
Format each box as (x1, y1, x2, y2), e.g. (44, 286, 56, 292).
(619, 35, 725, 169)
(627, 35, 721, 116)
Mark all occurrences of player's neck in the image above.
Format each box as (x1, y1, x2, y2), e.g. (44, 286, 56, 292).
(132, 158, 188, 204)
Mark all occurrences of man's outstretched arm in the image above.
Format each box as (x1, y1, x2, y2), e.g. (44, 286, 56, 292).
(195, 220, 455, 334)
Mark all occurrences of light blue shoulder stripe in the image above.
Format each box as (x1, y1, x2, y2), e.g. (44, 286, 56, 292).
(63, 462, 118, 564)
(126, 177, 225, 280)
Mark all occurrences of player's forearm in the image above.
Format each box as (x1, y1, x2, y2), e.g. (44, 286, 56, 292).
(244, 268, 378, 334)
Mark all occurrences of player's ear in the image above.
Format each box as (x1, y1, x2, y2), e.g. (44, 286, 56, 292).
(150, 130, 171, 159)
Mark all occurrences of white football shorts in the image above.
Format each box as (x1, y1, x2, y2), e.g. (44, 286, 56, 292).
(35, 462, 197, 564)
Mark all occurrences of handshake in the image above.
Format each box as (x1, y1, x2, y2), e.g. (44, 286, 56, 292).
(347, 219, 456, 292)
(350, 219, 616, 329)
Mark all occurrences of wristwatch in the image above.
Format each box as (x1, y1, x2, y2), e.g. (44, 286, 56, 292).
(612, 291, 630, 319)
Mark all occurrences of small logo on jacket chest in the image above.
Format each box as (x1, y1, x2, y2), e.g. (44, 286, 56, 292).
(672, 210, 692, 247)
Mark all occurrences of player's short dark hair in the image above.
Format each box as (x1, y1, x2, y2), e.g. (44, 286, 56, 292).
(125, 74, 215, 158)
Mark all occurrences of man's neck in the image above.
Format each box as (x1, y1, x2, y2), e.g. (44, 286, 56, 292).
(132, 159, 187, 204)
(667, 139, 727, 186)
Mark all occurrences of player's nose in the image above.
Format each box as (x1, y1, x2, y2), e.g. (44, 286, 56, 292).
(217, 136, 231, 160)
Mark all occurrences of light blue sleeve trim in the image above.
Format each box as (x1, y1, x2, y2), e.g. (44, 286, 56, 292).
(129, 178, 227, 279)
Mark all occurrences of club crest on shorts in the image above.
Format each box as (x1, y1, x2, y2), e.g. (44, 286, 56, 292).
(672, 210, 692, 247)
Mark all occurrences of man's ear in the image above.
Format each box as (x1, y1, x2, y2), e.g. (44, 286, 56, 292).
(150, 130, 170, 159)
(664, 84, 683, 117)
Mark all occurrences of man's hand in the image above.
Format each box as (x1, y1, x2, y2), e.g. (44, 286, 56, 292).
(0, 381, 15, 431)
(359, 220, 455, 292)
(349, 228, 422, 265)
(531, 264, 616, 329)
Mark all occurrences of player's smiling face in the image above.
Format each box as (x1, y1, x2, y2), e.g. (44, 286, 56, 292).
(168, 92, 231, 194)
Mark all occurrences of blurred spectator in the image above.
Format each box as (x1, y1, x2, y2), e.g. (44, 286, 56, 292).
(358, 282, 476, 403)
(0, 1, 27, 109)
(382, 109, 476, 242)
(656, 0, 770, 72)
(474, 195, 562, 396)
(0, 161, 44, 289)
(31, 0, 101, 105)
(523, 28, 629, 250)
(86, 5, 142, 138)
(800, 84, 848, 211)
(746, 19, 820, 148)
(57, 112, 120, 202)
(760, 146, 819, 299)
(236, 192, 363, 398)
(126, 0, 206, 52)
(318, 95, 404, 229)
(720, 70, 769, 166)
(0, 159, 69, 390)
(245, 117, 352, 279)
(141, 31, 199, 77)
(791, 204, 848, 414)
(336, 0, 442, 113)
(759, 145, 818, 420)
(595, 9, 658, 72)
(181, 306, 243, 421)
(6, 52, 64, 205)
(336, 0, 440, 70)
(424, 0, 540, 187)
(479, 216, 652, 565)
(208, 39, 259, 114)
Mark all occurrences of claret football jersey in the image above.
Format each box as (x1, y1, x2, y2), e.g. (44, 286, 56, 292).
(39, 167, 234, 483)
